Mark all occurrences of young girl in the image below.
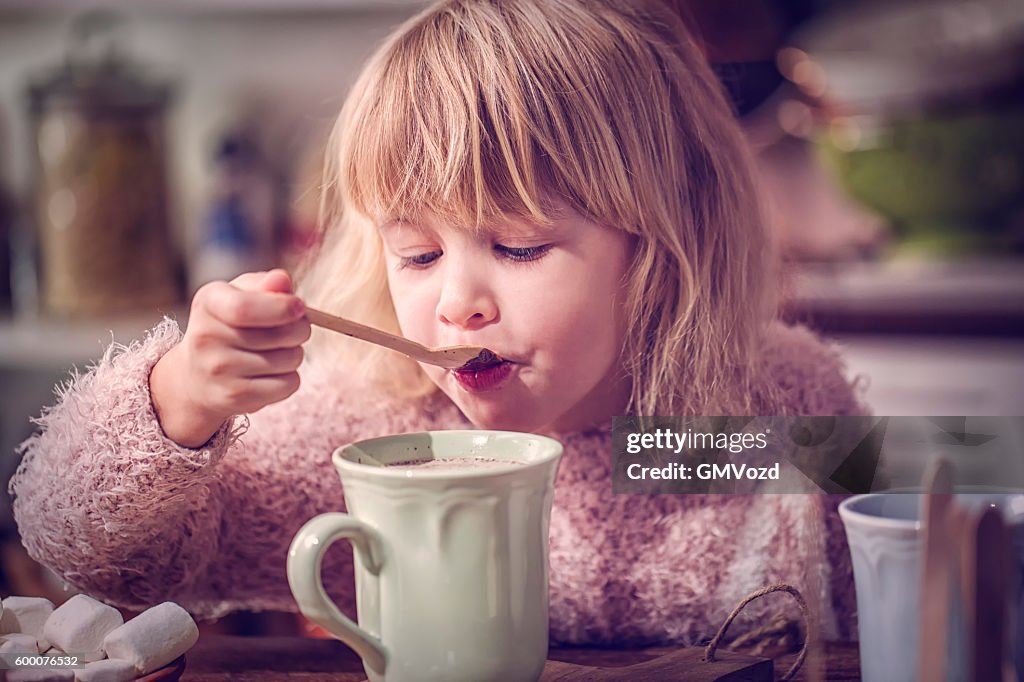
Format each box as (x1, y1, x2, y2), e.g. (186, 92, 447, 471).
(11, 0, 867, 646)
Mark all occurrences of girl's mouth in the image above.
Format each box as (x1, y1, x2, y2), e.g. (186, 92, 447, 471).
(452, 360, 514, 392)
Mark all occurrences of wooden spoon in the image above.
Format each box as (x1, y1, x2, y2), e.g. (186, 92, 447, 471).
(918, 458, 954, 682)
(306, 307, 500, 370)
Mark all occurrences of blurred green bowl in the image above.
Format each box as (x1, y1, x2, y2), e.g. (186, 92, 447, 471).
(785, 0, 1024, 255)
(815, 110, 1024, 255)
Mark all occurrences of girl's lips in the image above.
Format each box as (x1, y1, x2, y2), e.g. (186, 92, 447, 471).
(452, 361, 514, 392)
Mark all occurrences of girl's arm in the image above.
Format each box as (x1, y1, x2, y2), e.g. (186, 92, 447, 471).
(9, 318, 244, 613)
(9, 317, 444, 619)
(9, 267, 310, 614)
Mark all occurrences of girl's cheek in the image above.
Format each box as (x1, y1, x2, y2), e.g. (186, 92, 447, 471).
(528, 304, 584, 343)
(389, 274, 424, 305)
(394, 285, 441, 338)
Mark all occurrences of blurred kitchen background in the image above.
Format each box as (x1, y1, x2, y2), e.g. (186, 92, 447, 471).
(0, 0, 1021, 635)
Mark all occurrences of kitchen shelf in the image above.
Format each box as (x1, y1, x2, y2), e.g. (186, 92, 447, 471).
(785, 258, 1024, 336)
(0, 308, 186, 370)
(837, 334, 1024, 415)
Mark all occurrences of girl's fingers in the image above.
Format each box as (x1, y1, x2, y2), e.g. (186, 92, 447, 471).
(228, 317, 312, 351)
(239, 347, 305, 377)
(231, 269, 294, 295)
(202, 347, 304, 380)
(242, 372, 302, 407)
(228, 271, 269, 289)
(211, 372, 301, 415)
(199, 281, 306, 328)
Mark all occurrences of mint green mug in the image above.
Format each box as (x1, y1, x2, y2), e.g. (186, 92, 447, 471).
(287, 430, 563, 682)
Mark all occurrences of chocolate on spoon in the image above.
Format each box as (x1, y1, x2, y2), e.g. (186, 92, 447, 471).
(457, 349, 504, 372)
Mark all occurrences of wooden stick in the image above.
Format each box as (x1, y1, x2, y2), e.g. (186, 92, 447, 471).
(306, 307, 487, 369)
(962, 506, 1008, 682)
(918, 459, 954, 682)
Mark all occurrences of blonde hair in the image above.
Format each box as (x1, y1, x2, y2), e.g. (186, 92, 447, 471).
(299, 0, 780, 416)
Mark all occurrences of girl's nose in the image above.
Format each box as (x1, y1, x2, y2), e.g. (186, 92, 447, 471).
(435, 267, 499, 330)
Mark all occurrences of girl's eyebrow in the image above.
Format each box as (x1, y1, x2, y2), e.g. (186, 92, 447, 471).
(378, 216, 566, 239)
(486, 219, 564, 240)
(377, 219, 411, 232)
(377, 219, 426, 236)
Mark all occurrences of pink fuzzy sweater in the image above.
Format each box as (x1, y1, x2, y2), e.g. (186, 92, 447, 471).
(10, 318, 868, 645)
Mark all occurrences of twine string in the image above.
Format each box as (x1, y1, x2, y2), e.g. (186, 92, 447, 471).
(704, 583, 811, 681)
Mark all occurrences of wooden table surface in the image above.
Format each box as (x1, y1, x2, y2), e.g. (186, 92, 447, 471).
(178, 634, 861, 681)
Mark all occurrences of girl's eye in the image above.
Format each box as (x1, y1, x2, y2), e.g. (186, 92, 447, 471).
(398, 250, 442, 269)
(495, 244, 552, 263)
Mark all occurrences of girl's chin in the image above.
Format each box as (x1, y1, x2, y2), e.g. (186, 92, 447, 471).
(454, 401, 543, 433)
(464, 411, 535, 432)
(435, 377, 552, 432)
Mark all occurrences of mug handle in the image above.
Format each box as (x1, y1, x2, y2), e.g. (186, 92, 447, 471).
(287, 512, 388, 676)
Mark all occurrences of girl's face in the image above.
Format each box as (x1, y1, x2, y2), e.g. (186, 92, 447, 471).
(380, 203, 633, 434)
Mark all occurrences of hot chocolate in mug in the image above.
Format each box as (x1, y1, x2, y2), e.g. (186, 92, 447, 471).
(287, 430, 563, 682)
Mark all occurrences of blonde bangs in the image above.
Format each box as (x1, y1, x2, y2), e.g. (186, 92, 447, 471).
(338, 0, 657, 233)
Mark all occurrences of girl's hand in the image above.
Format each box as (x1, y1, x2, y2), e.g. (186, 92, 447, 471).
(150, 269, 311, 448)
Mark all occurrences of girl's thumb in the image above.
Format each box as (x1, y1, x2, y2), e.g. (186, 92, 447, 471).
(259, 268, 294, 294)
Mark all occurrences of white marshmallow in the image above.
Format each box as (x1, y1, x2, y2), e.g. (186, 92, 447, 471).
(0, 633, 40, 654)
(0, 597, 54, 647)
(102, 602, 198, 674)
(73, 659, 136, 682)
(42, 595, 123, 656)
(6, 669, 75, 682)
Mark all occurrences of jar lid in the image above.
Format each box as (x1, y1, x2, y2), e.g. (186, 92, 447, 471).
(25, 10, 172, 114)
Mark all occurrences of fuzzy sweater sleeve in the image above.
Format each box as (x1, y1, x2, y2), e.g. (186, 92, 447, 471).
(9, 318, 244, 611)
(9, 318, 465, 619)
